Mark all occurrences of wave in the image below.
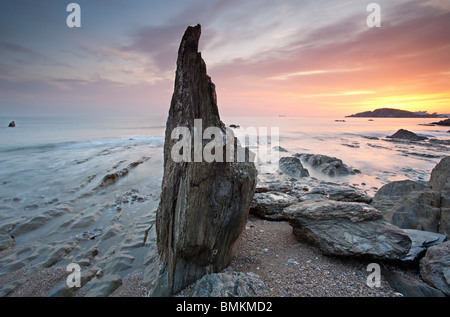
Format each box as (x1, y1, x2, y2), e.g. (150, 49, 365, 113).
(0, 135, 165, 154)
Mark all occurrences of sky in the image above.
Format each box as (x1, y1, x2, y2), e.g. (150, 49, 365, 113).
(0, 0, 449, 117)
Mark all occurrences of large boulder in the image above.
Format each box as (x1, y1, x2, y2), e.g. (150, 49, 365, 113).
(278, 156, 309, 178)
(372, 157, 450, 237)
(390, 189, 442, 233)
(419, 241, 450, 296)
(429, 156, 450, 193)
(151, 25, 257, 296)
(283, 200, 411, 259)
(429, 156, 450, 237)
(294, 153, 358, 177)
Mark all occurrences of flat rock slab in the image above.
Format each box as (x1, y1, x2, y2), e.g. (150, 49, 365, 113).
(398, 229, 447, 266)
(283, 200, 411, 260)
(250, 191, 298, 220)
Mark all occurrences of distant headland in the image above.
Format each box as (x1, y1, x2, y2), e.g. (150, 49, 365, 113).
(346, 108, 447, 118)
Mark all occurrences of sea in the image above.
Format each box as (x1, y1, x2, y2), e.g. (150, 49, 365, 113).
(0, 114, 449, 294)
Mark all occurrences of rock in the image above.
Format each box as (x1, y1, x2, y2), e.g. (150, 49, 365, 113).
(190, 272, 266, 297)
(273, 146, 288, 152)
(8, 121, 15, 127)
(390, 190, 441, 233)
(283, 200, 411, 259)
(294, 153, 357, 177)
(255, 179, 292, 194)
(429, 156, 450, 193)
(301, 182, 372, 203)
(432, 118, 450, 126)
(250, 191, 298, 220)
(439, 205, 450, 238)
(419, 241, 450, 296)
(151, 25, 257, 297)
(374, 180, 430, 198)
(372, 158, 450, 237)
(429, 156, 450, 237)
(278, 156, 309, 178)
(398, 229, 447, 266)
(229, 124, 240, 128)
(387, 129, 427, 141)
(371, 180, 438, 223)
(381, 266, 445, 297)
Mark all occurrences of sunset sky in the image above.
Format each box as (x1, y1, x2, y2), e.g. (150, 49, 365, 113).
(1, 0, 449, 117)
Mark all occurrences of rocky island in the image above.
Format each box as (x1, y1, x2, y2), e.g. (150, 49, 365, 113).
(431, 118, 450, 126)
(346, 108, 446, 118)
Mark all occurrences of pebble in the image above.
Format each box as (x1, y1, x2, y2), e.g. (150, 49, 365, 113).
(227, 215, 408, 297)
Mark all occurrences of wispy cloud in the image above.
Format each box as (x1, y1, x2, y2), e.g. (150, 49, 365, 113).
(1, 0, 449, 116)
(268, 68, 363, 81)
(303, 91, 376, 98)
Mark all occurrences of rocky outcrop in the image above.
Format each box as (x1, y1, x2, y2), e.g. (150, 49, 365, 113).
(399, 229, 447, 266)
(278, 156, 309, 178)
(430, 156, 450, 237)
(419, 241, 450, 296)
(371, 180, 431, 222)
(429, 156, 450, 193)
(294, 153, 358, 177)
(151, 25, 257, 296)
(283, 200, 411, 260)
(372, 157, 450, 237)
(389, 189, 441, 233)
(381, 266, 446, 297)
(432, 118, 450, 126)
(250, 171, 373, 221)
(346, 108, 444, 118)
(387, 129, 427, 141)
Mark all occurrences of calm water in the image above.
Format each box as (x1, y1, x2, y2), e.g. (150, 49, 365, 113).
(1, 115, 449, 210)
